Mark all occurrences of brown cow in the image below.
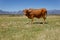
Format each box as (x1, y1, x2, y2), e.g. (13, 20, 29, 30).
(23, 8, 47, 24)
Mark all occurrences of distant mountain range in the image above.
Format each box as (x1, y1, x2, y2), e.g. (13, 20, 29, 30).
(47, 10, 60, 15)
(0, 10, 23, 15)
(0, 9, 60, 15)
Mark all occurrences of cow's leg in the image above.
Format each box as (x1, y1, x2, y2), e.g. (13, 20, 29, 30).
(43, 16, 46, 24)
(31, 18, 33, 24)
(31, 15, 34, 24)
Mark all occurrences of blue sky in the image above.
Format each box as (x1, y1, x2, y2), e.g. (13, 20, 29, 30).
(0, 0, 60, 11)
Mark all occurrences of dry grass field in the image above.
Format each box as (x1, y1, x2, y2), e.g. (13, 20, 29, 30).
(0, 15, 60, 40)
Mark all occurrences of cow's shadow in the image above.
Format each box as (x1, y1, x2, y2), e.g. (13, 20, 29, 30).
(33, 22, 48, 24)
(26, 22, 48, 24)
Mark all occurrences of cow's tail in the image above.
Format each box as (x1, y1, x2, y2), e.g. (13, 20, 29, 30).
(45, 10, 47, 20)
(42, 9, 47, 15)
(45, 10, 47, 17)
(41, 9, 47, 19)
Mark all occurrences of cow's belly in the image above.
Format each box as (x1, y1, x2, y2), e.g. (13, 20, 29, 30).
(34, 15, 41, 18)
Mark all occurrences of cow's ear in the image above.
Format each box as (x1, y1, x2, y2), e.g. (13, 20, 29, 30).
(23, 9, 28, 13)
(25, 10, 29, 13)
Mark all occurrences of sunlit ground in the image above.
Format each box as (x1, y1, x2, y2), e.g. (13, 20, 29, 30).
(0, 15, 60, 40)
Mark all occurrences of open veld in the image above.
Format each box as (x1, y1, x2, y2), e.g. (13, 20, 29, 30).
(0, 15, 60, 40)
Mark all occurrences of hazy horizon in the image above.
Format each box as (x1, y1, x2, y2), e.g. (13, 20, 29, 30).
(0, 0, 60, 11)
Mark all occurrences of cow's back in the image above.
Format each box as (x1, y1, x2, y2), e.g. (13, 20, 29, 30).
(29, 8, 47, 18)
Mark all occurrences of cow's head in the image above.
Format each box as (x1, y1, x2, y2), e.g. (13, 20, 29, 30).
(23, 9, 32, 16)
